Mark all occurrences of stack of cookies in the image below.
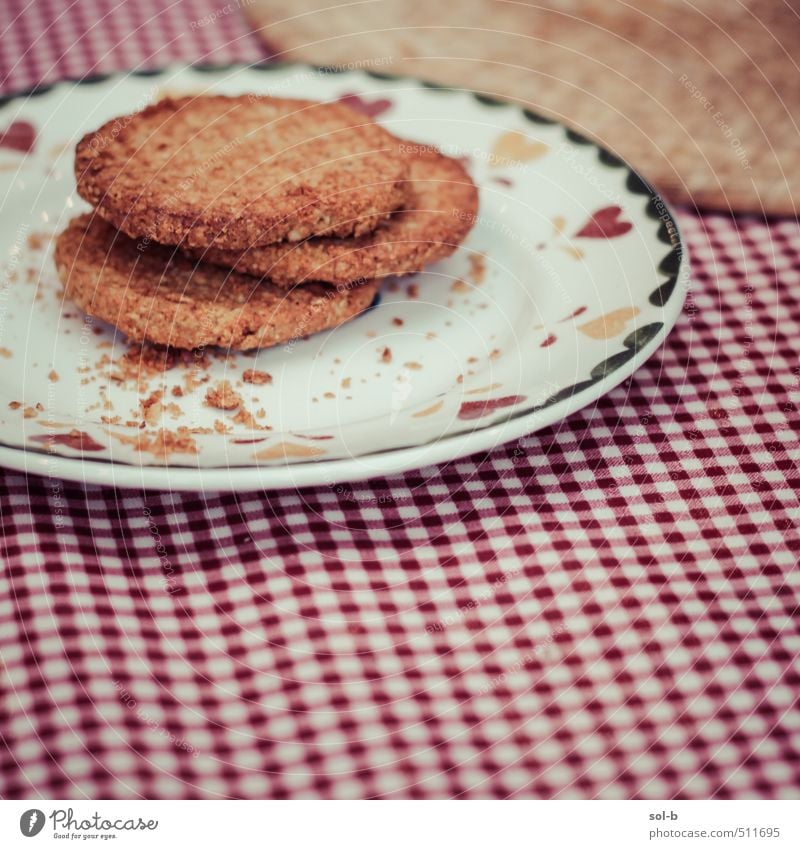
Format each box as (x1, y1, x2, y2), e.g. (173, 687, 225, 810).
(54, 95, 478, 351)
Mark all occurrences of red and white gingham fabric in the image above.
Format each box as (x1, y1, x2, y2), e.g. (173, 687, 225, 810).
(1, 0, 799, 801)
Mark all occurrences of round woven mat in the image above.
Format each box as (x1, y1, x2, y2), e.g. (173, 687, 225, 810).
(246, 0, 799, 215)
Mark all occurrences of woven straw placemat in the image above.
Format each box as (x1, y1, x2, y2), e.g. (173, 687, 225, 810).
(246, 0, 799, 215)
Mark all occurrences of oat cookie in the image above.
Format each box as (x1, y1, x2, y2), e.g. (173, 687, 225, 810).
(75, 95, 409, 249)
(54, 214, 379, 351)
(188, 146, 478, 286)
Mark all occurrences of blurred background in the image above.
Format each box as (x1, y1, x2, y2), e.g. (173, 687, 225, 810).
(3, 0, 795, 215)
(247, 0, 798, 215)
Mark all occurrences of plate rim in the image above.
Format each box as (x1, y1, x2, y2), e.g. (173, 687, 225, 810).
(0, 61, 689, 490)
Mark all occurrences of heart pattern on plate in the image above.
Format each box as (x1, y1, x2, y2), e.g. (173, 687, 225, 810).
(0, 121, 36, 154)
(575, 205, 633, 239)
(578, 307, 641, 340)
(490, 131, 548, 166)
(458, 395, 526, 420)
(336, 92, 393, 118)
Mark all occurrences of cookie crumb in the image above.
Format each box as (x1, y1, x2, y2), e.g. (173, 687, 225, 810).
(112, 427, 198, 458)
(469, 253, 487, 283)
(140, 389, 165, 426)
(242, 368, 272, 385)
(48, 369, 59, 381)
(232, 407, 271, 430)
(205, 380, 242, 410)
(380, 347, 392, 364)
(23, 403, 44, 419)
(391, 317, 404, 327)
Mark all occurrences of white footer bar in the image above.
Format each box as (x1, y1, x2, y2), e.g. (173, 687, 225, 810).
(1, 799, 797, 848)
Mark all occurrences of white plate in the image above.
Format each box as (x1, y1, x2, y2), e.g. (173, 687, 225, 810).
(0, 63, 687, 491)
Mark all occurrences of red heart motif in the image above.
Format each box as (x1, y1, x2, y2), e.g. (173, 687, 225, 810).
(31, 430, 104, 451)
(575, 206, 632, 239)
(0, 121, 36, 153)
(559, 305, 587, 322)
(458, 395, 525, 421)
(337, 92, 393, 118)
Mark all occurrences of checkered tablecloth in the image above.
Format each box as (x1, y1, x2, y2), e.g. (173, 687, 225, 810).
(1, 0, 799, 801)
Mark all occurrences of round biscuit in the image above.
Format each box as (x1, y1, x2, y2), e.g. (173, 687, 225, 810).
(54, 213, 379, 351)
(188, 146, 479, 286)
(75, 95, 408, 250)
